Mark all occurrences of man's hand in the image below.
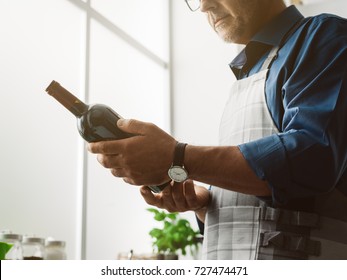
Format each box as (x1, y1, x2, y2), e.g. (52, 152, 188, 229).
(87, 119, 177, 186)
(140, 180, 210, 222)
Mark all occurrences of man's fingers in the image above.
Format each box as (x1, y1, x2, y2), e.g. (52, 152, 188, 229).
(97, 154, 121, 168)
(117, 119, 151, 135)
(87, 119, 158, 154)
(87, 140, 123, 154)
(172, 182, 188, 211)
(184, 180, 200, 209)
(140, 186, 169, 209)
(140, 186, 159, 206)
(160, 184, 177, 212)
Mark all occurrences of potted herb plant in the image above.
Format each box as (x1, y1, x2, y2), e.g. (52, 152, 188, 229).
(0, 242, 13, 260)
(147, 208, 202, 260)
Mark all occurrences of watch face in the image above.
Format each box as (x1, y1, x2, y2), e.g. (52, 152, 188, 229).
(168, 166, 188, 183)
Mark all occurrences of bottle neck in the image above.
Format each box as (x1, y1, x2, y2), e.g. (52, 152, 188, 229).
(45, 81, 88, 117)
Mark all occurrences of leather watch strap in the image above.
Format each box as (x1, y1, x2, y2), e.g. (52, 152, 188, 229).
(173, 142, 187, 166)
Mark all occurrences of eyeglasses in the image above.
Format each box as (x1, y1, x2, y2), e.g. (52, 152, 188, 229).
(185, 0, 200, 12)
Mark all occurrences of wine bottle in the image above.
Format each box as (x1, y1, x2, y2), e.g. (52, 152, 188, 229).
(45, 80, 132, 142)
(45, 80, 169, 193)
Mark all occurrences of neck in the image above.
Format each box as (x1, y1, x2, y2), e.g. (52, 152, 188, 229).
(241, 1, 287, 45)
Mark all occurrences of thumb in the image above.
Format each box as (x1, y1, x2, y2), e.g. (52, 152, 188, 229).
(117, 119, 148, 135)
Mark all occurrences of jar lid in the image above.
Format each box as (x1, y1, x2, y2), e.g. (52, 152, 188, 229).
(22, 236, 45, 245)
(46, 240, 66, 247)
(0, 233, 23, 241)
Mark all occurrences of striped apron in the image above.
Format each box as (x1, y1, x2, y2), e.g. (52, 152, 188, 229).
(201, 47, 347, 260)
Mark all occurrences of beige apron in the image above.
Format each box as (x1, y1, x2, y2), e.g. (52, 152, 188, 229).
(201, 47, 347, 260)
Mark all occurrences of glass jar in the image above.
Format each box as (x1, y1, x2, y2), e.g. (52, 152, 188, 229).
(22, 236, 45, 260)
(44, 240, 66, 260)
(0, 233, 23, 260)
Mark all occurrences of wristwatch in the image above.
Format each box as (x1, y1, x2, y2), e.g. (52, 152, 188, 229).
(168, 142, 188, 183)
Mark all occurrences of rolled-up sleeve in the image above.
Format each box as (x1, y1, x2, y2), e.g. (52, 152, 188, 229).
(239, 17, 347, 206)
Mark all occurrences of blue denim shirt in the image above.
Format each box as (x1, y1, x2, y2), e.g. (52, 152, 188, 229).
(232, 6, 347, 207)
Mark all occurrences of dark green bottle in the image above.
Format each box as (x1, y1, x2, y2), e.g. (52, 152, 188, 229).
(45, 80, 132, 142)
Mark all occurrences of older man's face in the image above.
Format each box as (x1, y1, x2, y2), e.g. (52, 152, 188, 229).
(201, 0, 271, 44)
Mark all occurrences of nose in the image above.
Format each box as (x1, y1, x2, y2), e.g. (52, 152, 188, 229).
(200, 0, 217, 12)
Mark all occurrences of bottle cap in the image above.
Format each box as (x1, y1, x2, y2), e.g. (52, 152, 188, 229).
(0, 233, 23, 241)
(46, 240, 66, 247)
(22, 236, 45, 245)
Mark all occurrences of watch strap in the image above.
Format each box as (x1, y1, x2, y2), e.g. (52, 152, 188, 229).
(172, 142, 187, 167)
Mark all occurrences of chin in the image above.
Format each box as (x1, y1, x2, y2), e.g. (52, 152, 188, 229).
(217, 30, 237, 43)
(216, 26, 243, 44)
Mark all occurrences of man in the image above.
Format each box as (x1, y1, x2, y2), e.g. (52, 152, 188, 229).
(88, 0, 347, 259)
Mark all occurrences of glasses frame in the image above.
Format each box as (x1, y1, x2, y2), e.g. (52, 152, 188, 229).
(185, 0, 201, 12)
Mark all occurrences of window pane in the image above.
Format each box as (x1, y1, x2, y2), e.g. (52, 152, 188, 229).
(85, 18, 169, 259)
(0, 0, 85, 260)
(91, 0, 169, 61)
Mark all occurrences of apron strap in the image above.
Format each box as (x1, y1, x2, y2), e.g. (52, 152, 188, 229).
(260, 18, 304, 71)
(260, 47, 279, 71)
(260, 231, 321, 256)
(262, 207, 320, 228)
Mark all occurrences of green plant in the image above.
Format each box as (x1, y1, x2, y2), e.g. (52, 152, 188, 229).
(147, 208, 202, 257)
(0, 242, 13, 260)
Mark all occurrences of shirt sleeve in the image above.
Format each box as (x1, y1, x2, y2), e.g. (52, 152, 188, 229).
(239, 16, 347, 206)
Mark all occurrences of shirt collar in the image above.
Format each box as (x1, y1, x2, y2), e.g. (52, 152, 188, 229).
(252, 5, 304, 46)
(229, 5, 304, 76)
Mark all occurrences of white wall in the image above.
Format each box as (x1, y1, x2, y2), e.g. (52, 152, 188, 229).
(84, 0, 170, 260)
(0, 0, 169, 260)
(298, 0, 347, 17)
(0, 0, 84, 260)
